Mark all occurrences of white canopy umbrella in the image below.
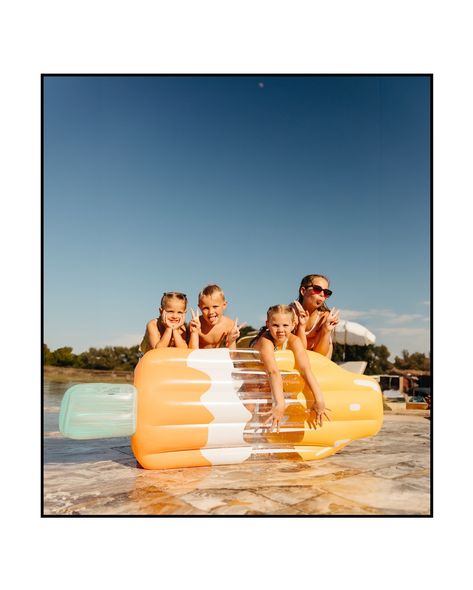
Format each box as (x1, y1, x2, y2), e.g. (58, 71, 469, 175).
(333, 320, 376, 346)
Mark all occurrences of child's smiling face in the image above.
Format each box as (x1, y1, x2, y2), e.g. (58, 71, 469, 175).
(266, 312, 294, 343)
(199, 293, 227, 326)
(160, 299, 186, 326)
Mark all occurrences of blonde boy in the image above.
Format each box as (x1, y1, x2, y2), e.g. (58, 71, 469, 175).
(189, 284, 244, 349)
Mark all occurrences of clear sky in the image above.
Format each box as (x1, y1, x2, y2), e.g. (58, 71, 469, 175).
(43, 75, 430, 359)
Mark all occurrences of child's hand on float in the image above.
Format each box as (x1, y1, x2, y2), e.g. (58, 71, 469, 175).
(189, 308, 201, 333)
(292, 300, 309, 327)
(261, 403, 286, 433)
(306, 397, 331, 428)
(226, 318, 247, 346)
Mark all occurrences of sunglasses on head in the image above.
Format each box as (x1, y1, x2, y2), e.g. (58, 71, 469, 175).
(305, 284, 333, 298)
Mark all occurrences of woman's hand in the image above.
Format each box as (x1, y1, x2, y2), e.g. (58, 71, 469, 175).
(261, 403, 286, 433)
(320, 308, 340, 333)
(306, 397, 330, 428)
(189, 308, 201, 333)
(292, 300, 310, 328)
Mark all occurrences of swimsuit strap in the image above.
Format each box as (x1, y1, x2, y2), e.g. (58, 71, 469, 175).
(274, 338, 288, 352)
(305, 311, 321, 336)
(262, 330, 288, 351)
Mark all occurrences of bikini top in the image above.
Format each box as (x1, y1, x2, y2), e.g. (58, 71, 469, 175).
(305, 311, 322, 337)
(262, 331, 288, 351)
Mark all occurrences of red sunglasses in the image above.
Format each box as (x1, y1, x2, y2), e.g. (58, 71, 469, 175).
(305, 284, 333, 298)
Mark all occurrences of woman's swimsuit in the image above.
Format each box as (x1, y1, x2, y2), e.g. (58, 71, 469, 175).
(304, 311, 332, 350)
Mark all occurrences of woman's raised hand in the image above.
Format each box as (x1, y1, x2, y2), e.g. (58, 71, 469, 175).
(226, 318, 247, 347)
(292, 300, 310, 327)
(189, 308, 201, 334)
(320, 307, 340, 333)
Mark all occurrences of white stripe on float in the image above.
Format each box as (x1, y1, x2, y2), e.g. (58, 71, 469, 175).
(187, 349, 253, 464)
(354, 379, 380, 391)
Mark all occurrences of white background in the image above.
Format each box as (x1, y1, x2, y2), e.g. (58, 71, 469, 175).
(1, 0, 469, 587)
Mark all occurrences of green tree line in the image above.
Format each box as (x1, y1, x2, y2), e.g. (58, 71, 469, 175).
(44, 333, 430, 374)
(43, 344, 141, 371)
(332, 344, 430, 374)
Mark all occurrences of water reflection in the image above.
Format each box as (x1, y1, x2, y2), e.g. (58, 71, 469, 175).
(43, 381, 80, 433)
(43, 381, 78, 409)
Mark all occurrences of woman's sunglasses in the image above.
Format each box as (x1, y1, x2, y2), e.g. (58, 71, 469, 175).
(305, 284, 333, 298)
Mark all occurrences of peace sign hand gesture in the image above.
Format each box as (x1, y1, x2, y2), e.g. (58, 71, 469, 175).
(226, 318, 247, 347)
(291, 300, 310, 328)
(189, 308, 201, 334)
(320, 307, 340, 333)
(326, 307, 340, 331)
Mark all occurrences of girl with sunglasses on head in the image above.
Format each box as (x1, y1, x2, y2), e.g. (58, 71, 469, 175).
(140, 292, 189, 353)
(252, 304, 329, 432)
(291, 274, 340, 358)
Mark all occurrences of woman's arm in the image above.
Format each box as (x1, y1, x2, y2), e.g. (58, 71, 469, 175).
(311, 310, 339, 358)
(291, 301, 308, 348)
(311, 329, 333, 357)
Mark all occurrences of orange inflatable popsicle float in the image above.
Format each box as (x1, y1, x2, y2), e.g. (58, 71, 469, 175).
(59, 348, 384, 469)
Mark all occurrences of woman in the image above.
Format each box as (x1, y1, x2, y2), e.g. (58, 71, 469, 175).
(292, 274, 340, 358)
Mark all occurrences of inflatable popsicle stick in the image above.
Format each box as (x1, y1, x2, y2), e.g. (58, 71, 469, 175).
(59, 383, 137, 439)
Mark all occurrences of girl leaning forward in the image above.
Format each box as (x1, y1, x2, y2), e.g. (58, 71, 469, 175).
(252, 304, 329, 432)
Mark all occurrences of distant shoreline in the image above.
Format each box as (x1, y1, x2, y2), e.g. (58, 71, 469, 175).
(43, 365, 134, 383)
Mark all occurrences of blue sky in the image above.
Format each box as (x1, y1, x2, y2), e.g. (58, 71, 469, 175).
(43, 75, 430, 359)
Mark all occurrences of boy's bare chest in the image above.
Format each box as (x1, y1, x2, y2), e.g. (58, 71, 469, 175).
(199, 322, 229, 347)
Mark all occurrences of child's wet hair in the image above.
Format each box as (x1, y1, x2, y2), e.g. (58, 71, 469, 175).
(160, 291, 188, 309)
(298, 274, 331, 311)
(198, 284, 225, 301)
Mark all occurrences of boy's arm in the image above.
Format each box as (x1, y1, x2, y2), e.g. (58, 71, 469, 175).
(225, 317, 245, 349)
